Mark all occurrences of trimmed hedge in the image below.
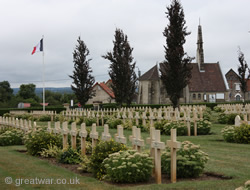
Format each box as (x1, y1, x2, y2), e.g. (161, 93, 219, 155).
(0, 106, 66, 116)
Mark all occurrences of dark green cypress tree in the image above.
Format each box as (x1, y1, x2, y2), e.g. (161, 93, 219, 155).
(160, 0, 193, 108)
(103, 28, 137, 106)
(69, 37, 95, 107)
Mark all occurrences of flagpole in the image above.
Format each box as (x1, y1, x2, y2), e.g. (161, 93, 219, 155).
(42, 35, 45, 113)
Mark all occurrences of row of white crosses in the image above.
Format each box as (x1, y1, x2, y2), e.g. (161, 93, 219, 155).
(0, 116, 37, 132)
(46, 121, 182, 184)
(219, 103, 250, 124)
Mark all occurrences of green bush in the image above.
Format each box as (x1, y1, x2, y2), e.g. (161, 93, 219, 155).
(89, 140, 127, 180)
(78, 155, 92, 173)
(24, 128, 62, 156)
(213, 106, 222, 112)
(103, 150, 153, 183)
(191, 119, 211, 135)
(0, 129, 24, 146)
(85, 117, 97, 126)
(221, 126, 236, 143)
(39, 144, 62, 158)
(39, 114, 51, 122)
(162, 141, 209, 178)
(155, 121, 187, 136)
(234, 124, 250, 144)
(218, 113, 242, 125)
(105, 117, 122, 129)
(57, 147, 83, 164)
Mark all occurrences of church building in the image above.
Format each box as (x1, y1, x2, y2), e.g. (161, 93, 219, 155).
(137, 24, 227, 104)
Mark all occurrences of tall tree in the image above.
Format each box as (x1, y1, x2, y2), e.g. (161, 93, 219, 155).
(18, 84, 37, 100)
(237, 49, 250, 103)
(160, 0, 193, 109)
(102, 28, 137, 106)
(69, 37, 95, 107)
(0, 81, 13, 102)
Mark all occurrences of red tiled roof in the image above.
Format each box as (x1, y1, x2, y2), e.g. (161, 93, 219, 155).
(23, 103, 31, 108)
(40, 103, 49, 106)
(189, 63, 227, 92)
(99, 82, 115, 98)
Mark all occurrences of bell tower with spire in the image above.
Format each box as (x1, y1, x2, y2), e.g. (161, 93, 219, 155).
(196, 20, 205, 71)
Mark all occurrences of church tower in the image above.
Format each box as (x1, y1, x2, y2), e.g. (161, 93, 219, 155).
(196, 23, 205, 71)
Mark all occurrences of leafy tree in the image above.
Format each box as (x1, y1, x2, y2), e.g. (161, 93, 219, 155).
(45, 90, 62, 106)
(102, 28, 137, 106)
(160, 0, 193, 108)
(17, 84, 39, 101)
(0, 81, 13, 102)
(237, 49, 250, 103)
(69, 37, 95, 107)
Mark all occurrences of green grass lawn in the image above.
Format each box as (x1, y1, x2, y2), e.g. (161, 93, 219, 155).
(1, 113, 250, 189)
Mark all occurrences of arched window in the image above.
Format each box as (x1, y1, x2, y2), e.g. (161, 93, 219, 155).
(198, 94, 201, 100)
(236, 95, 241, 101)
(193, 93, 196, 100)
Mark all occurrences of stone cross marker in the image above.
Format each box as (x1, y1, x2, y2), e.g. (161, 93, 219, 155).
(70, 122, 77, 149)
(151, 129, 165, 184)
(167, 128, 181, 183)
(90, 123, 99, 151)
(129, 126, 137, 148)
(131, 127, 144, 152)
(62, 122, 69, 149)
(146, 127, 156, 158)
(47, 122, 52, 133)
(102, 124, 111, 141)
(142, 112, 147, 126)
(115, 125, 126, 144)
(235, 115, 241, 126)
(54, 122, 61, 134)
(149, 112, 155, 128)
(134, 112, 140, 126)
(79, 123, 88, 155)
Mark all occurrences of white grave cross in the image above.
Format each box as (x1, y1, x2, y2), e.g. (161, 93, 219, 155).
(167, 128, 181, 183)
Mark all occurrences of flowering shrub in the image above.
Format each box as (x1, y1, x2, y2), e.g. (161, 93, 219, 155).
(103, 150, 153, 183)
(122, 120, 133, 130)
(39, 144, 62, 158)
(236, 180, 250, 190)
(155, 121, 187, 136)
(24, 128, 62, 156)
(0, 129, 24, 146)
(191, 119, 211, 135)
(234, 124, 250, 144)
(57, 147, 83, 164)
(162, 141, 209, 178)
(89, 140, 127, 179)
(221, 124, 250, 144)
(221, 126, 236, 143)
(105, 117, 122, 129)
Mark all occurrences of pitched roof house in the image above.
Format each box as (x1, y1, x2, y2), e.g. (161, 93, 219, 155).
(138, 24, 227, 104)
(86, 80, 115, 104)
(225, 68, 250, 101)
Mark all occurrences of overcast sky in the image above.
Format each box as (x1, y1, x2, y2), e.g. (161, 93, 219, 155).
(0, 0, 250, 88)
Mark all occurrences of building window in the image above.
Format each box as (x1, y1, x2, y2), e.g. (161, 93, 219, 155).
(198, 93, 201, 100)
(235, 83, 240, 91)
(193, 94, 196, 100)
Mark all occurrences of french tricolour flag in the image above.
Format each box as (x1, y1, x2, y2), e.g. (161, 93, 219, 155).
(31, 38, 43, 55)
